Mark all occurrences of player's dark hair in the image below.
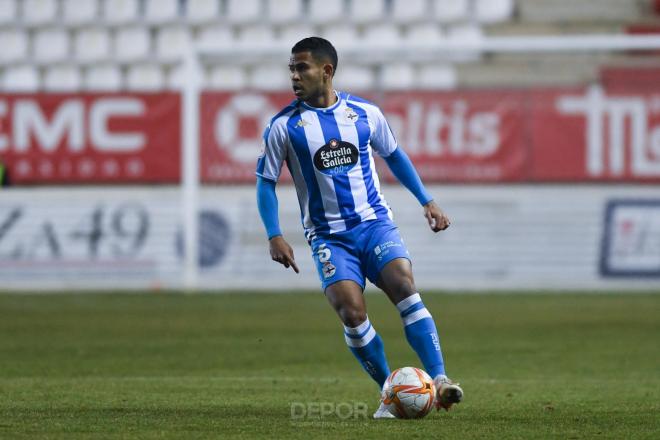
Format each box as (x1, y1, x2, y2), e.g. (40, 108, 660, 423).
(292, 37, 338, 75)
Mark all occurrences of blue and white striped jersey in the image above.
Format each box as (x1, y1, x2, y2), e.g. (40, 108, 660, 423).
(256, 91, 397, 240)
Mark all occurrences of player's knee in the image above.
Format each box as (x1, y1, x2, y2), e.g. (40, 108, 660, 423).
(392, 274, 416, 299)
(340, 307, 367, 328)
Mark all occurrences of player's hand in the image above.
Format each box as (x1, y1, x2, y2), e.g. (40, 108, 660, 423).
(423, 200, 450, 232)
(268, 236, 299, 273)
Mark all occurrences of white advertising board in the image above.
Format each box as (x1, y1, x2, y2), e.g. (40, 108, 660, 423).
(0, 185, 659, 291)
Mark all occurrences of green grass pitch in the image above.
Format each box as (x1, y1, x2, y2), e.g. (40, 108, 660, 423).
(0, 292, 658, 439)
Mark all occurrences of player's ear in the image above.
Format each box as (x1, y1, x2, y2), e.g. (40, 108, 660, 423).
(323, 63, 334, 80)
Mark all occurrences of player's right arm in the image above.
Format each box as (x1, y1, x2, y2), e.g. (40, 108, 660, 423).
(255, 119, 299, 273)
(256, 176, 299, 273)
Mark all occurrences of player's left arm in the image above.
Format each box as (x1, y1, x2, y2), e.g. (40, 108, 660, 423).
(383, 147, 450, 232)
(369, 106, 450, 233)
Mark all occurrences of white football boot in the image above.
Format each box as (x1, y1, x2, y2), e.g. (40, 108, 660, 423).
(434, 375, 463, 411)
(373, 382, 397, 419)
(373, 401, 396, 419)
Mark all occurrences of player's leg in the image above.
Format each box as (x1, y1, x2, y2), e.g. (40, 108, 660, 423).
(311, 237, 391, 389)
(324, 280, 391, 388)
(376, 258, 463, 410)
(376, 258, 446, 378)
(362, 220, 463, 410)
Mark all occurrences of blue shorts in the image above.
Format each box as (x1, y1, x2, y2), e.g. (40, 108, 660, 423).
(310, 219, 411, 291)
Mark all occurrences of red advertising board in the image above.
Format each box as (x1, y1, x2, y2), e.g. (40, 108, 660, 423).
(200, 92, 294, 183)
(530, 86, 660, 182)
(378, 91, 529, 182)
(0, 93, 180, 184)
(2, 87, 660, 184)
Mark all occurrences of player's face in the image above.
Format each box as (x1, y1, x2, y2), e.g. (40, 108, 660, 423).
(289, 51, 331, 102)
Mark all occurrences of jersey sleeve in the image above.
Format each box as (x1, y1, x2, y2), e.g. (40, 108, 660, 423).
(255, 119, 288, 182)
(370, 107, 398, 158)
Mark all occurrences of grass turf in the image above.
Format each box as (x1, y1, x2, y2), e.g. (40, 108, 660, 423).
(0, 292, 658, 439)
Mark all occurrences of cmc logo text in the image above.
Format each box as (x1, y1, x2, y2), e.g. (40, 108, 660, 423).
(0, 97, 147, 152)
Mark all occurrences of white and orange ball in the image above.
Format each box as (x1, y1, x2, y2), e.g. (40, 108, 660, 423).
(381, 367, 436, 419)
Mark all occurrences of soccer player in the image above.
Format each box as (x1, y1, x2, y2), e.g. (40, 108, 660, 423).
(256, 37, 463, 418)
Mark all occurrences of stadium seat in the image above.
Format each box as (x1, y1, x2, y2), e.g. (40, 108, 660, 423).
(320, 24, 360, 48)
(74, 28, 111, 63)
(83, 64, 123, 90)
(278, 24, 316, 45)
(446, 24, 483, 61)
(2, 65, 40, 91)
(126, 63, 165, 90)
(114, 26, 151, 62)
(418, 63, 456, 89)
(474, 0, 514, 23)
(21, 0, 57, 26)
(266, 0, 302, 24)
(0, 29, 28, 64)
(156, 26, 191, 61)
(333, 65, 373, 91)
(196, 24, 235, 49)
(404, 23, 444, 43)
(0, 0, 17, 25)
(32, 28, 70, 64)
(433, 0, 469, 23)
(145, 0, 179, 23)
(43, 65, 81, 91)
(207, 65, 246, 90)
(186, 0, 221, 23)
(391, 0, 429, 23)
(103, 0, 140, 24)
(62, 0, 99, 25)
(237, 24, 275, 44)
(308, 0, 343, 24)
(363, 23, 401, 44)
(348, 0, 386, 24)
(250, 64, 290, 90)
(382, 62, 415, 89)
(226, 0, 260, 24)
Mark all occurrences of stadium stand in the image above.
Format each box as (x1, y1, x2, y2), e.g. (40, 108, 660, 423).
(0, 0, 658, 91)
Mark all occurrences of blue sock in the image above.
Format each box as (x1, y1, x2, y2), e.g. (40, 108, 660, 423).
(344, 317, 391, 388)
(397, 293, 446, 378)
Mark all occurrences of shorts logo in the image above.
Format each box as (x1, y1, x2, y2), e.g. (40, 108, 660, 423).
(317, 244, 336, 279)
(313, 139, 359, 176)
(374, 241, 401, 261)
(322, 263, 336, 278)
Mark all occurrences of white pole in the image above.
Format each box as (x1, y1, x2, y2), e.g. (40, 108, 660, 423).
(181, 45, 201, 292)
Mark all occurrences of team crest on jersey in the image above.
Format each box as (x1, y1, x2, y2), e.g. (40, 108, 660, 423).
(344, 108, 358, 122)
(313, 139, 359, 176)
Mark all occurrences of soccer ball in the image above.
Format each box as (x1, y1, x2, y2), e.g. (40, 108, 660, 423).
(381, 367, 436, 419)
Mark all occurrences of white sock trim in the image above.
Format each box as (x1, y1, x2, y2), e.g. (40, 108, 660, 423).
(403, 308, 432, 326)
(344, 326, 377, 348)
(343, 317, 371, 336)
(396, 293, 421, 313)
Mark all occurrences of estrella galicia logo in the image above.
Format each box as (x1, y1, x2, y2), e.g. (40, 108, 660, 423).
(313, 138, 359, 176)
